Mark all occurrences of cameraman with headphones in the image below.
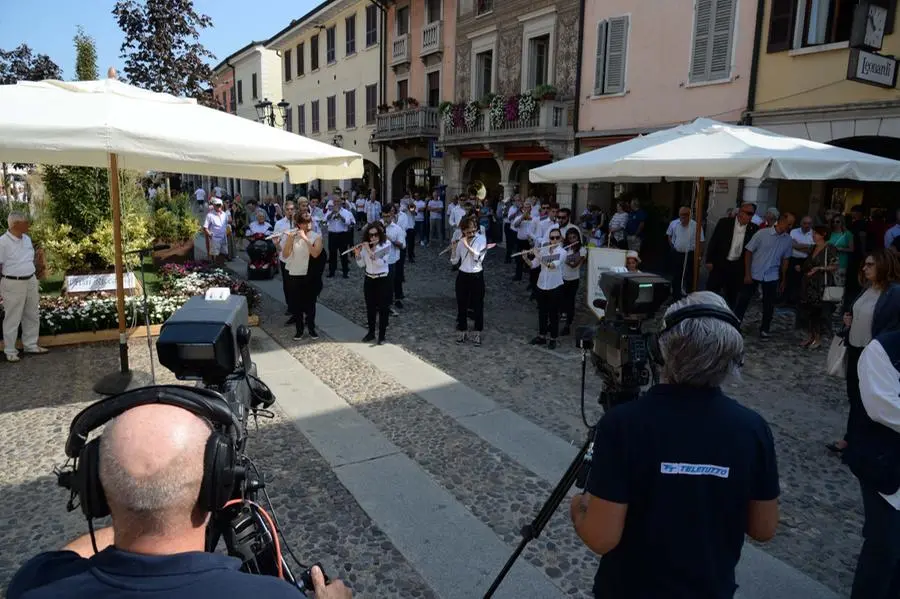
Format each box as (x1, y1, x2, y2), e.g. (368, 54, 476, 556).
(570, 291, 780, 598)
(8, 398, 351, 599)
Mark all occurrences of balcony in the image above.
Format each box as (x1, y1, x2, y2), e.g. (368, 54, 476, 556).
(374, 106, 440, 142)
(440, 100, 571, 147)
(391, 34, 410, 67)
(422, 21, 442, 57)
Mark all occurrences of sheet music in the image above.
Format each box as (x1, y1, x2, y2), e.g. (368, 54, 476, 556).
(541, 252, 561, 265)
(373, 245, 391, 260)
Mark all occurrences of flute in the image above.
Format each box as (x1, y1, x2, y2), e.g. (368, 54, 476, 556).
(341, 241, 375, 256)
(510, 241, 577, 258)
(265, 229, 296, 240)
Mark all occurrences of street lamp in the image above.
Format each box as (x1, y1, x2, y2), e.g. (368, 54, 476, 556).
(254, 98, 289, 127)
(368, 132, 378, 153)
(332, 134, 344, 147)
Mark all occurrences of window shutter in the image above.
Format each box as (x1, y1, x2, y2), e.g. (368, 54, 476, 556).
(690, 0, 713, 82)
(594, 21, 608, 95)
(603, 16, 628, 94)
(708, 0, 735, 80)
(766, 0, 795, 53)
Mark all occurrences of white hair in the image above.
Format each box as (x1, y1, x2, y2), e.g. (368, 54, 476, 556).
(659, 291, 743, 387)
(7, 211, 27, 228)
(765, 206, 780, 218)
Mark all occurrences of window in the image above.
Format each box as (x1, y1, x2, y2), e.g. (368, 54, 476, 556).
(237, 80, 243, 104)
(528, 35, 550, 88)
(475, 50, 493, 98)
(345, 90, 356, 128)
(476, 0, 493, 16)
(397, 78, 409, 101)
(366, 5, 378, 47)
(426, 0, 441, 23)
(297, 43, 304, 76)
(221, 91, 227, 109)
(767, 0, 863, 50)
(426, 70, 440, 107)
(284, 106, 293, 132)
(346, 15, 357, 56)
(229, 87, 235, 111)
(689, 0, 735, 83)
(298, 104, 306, 135)
(397, 6, 410, 36)
(311, 35, 320, 70)
(365, 83, 377, 124)
(593, 16, 629, 95)
(284, 49, 292, 81)
(311, 100, 320, 133)
(326, 26, 336, 64)
(327, 95, 336, 130)
(251, 73, 258, 99)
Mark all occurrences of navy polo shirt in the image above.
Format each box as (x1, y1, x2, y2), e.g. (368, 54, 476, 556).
(7, 547, 302, 599)
(585, 384, 780, 599)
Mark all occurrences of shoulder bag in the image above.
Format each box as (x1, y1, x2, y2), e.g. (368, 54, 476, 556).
(822, 246, 844, 303)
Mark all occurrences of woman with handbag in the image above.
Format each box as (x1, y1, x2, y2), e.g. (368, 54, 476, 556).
(797, 225, 839, 349)
(827, 249, 900, 454)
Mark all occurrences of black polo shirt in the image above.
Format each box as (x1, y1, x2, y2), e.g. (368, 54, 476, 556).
(7, 547, 302, 599)
(585, 384, 779, 599)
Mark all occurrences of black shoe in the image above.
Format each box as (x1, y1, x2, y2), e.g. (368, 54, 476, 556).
(561, 325, 571, 336)
(530, 336, 547, 345)
(548, 339, 558, 350)
(362, 332, 376, 342)
(760, 331, 772, 340)
(284, 310, 291, 316)
(293, 330, 305, 340)
(343, 273, 349, 279)
(285, 316, 296, 326)
(394, 300, 404, 309)
(377, 337, 386, 345)
(308, 329, 319, 339)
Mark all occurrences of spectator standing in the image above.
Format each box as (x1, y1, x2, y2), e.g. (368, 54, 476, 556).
(666, 207, 704, 300)
(884, 208, 900, 250)
(428, 191, 444, 244)
(787, 216, 815, 306)
(705, 203, 759, 309)
(625, 198, 646, 253)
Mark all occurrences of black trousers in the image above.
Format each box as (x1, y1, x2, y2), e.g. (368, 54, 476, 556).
(561, 279, 580, 325)
(514, 238, 530, 279)
(706, 259, 744, 309)
(328, 231, 350, 275)
(288, 273, 316, 332)
(405, 228, 416, 261)
(363, 275, 391, 339)
(669, 250, 695, 300)
(279, 260, 290, 305)
(455, 271, 484, 332)
(529, 266, 540, 291)
(504, 224, 515, 262)
(844, 345, 864, 444)
(851, 483, 900, 599)
(387, 263, 397, 304)
(537, 286, 561, 338)
(734, 279, 778, 332)
(786, 256, 805, 305)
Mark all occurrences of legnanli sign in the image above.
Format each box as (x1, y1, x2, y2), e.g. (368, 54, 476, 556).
(847, 48, 899, 89)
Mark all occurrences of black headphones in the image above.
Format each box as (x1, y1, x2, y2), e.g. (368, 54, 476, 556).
(62, 385, 243, 520)
(648, 304, 743, 366)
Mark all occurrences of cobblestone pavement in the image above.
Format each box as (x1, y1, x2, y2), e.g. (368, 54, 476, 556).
(306, 241, 861, 596)
(0, 339, 435, 598)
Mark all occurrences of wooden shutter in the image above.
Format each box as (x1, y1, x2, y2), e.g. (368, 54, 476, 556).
(709, 0, 735, 80)
(690, 0, 713, 82)
(603, 16, 628, 94)
(594, 21, 608, 94)
(767, 0, 795, 53)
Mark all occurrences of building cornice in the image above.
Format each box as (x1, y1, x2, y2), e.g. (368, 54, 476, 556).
(749, 100, 900, 124)
(212, 41, 267, 74)
(266, 0, 361, 49)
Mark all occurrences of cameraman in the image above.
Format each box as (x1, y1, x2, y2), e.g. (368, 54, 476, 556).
(7, 404, 350, 599)
(570, 291, 779, 598)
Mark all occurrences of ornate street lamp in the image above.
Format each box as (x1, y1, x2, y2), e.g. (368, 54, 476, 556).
(254, 98, 289, 127)
(332, 134, 344, 147)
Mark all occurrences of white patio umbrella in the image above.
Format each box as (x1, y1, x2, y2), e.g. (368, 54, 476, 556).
(530, 117, 900, 287)
(0, 77, 364, 393)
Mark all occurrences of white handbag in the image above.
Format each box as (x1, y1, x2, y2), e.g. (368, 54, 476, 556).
(826, 335, 847, 378)
(822, 247, 844, 303)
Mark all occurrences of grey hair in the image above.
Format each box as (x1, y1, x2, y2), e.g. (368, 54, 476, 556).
(255, 209, 267, 219)
(765, 206, 780, 218)
(659, 291, 743, 387)
(7, 211, 27, 228)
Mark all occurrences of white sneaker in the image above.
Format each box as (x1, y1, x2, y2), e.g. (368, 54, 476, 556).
(5, 353, 20, 362)
(24, 346, 48, 354)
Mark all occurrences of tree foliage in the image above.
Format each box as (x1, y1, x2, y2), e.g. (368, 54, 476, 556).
(112, 0, 215, 103)
(42, 165, 111, 237)
(0, 44, 62, 84)
(74, 27, 99, 81)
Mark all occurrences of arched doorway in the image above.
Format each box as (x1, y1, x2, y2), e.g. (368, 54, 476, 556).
(353, 159, 381, 199)
(392, 157, 436, 202)
(462, 158, 501, 201)
(509, 160, 554, 201)
(825, 136, 900, 214)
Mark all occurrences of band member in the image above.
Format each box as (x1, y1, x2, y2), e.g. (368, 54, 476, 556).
(282, 212, 324, 340)
(451, 216, 487, 346)
(561, 228, 587, 336)
(505, 196, 521, 263)
(273, 201, 295, 319)
(396, 202, 414, 296)
(512, 201, 535, 282)
(382, 207, 406, 316)
(524, 226, 564, 349)
(326, 200, 355, 278)
(404, 201, 418, 262)
(354, 222, 393, 345)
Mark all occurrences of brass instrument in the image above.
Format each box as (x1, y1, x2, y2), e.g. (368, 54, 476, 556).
(468, 180, 487, 202)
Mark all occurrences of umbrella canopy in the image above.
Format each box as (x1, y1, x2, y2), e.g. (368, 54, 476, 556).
(530, 117, 900, 184)
(0, 79, 363, 182)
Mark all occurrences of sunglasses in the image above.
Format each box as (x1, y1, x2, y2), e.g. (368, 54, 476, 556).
(367, 232, 378, 237)
(832, 220, 843, 224)
(549, 236, 562, 240)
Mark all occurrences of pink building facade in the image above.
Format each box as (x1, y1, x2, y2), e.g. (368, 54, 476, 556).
(211, 66, 235, 114)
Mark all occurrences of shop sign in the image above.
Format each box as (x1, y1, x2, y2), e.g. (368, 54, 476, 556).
(847, 48, 898, 89)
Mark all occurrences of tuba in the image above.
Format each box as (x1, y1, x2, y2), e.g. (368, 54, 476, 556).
(468, 180, 488, 201)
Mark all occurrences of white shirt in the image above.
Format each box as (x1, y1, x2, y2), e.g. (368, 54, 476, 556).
(398, 211, 415, 231)
(667, 219, 704, 253)
(414, 199, 427, 222)
(148, 187, 158, 200)
(194, 188, 207, 202)
(531, 245, 564, 290)
(549, 223, 579, 244)
(562, 246, 587, 281)
(534, 217, 556, 243)
(516, 218, 535, 241)
(447, 203, 465, 228)
(273, 217, 293, 262)
(356, 241, 391, 275)
(452, 233, 488, 273)
(609, 211, 629, 241)
(285, 231, 320, 276)
(789, 227, 814, 259)
(355, 197, 367, 212)
(859, 338, 900, 508)
(0, 231, 36, 277)
(204, 211, 228, 238)
(384, 221, 405, 264)
(365, 200, 382, 224)
(727, 218, 748, 261)
(428, 199, 444, 220)
(507, 206, 520, 232)
(326, 207, 354, 233)
(247, 221, 272, 236)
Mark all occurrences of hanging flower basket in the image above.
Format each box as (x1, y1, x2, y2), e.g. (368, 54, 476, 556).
(518, 93, 538, 121)
(464, 101, 480, 128)
(489, 94, 506, 128)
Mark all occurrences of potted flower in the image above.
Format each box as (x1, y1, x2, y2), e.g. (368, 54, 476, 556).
(392, 99, 405, 110)
(533, 84, 558, 101)
(378, 103, 391, 114)
(405, 97, 419, 108)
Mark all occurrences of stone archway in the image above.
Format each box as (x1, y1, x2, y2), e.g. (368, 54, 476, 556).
(391, 157, 432, 202)
(508, 160, 555, 200)
(461, 158, 502, 201)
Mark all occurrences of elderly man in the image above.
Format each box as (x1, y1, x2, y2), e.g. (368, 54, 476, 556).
(666, 207, 704, 300)
(203, 198, 229, 266)
(7, 402, 350, 599)
(0, 212, 48, 362)
(571, 292, 779, 599)
(705, 203, 759, 309)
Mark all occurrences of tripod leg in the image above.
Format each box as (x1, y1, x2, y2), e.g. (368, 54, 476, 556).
(140, 259, 155, 383)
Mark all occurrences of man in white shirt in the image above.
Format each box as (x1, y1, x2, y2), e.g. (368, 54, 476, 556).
(513, 202, 535, 282)
(383, 208, 406, 316)
(273, 201, 296, 316)
(787, 216, 814, 306)
(666, 207, 705, 299)
(413, 193, 428, 246)
(504, 197, 521, 263)
(194, 185, 207, 207)
(365, 196, 382, 227)
(447, 196, 462, 230)
(0, 212, 48, 362)
(203, 198, 229, 265)
(147, 185, 158, 202)
(428, 191, 444, 245)
(354, 194, 367, 229)
(325, 200, 355, 278)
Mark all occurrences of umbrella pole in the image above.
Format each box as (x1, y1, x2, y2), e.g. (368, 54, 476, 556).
(93, 153, 134, 395)
(693, 177, 706, 294)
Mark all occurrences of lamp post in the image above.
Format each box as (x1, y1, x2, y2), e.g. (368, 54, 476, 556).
(254, 98, 290, 128)
(332, 134, 344, 147)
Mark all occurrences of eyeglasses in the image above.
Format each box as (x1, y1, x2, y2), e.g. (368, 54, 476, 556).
(549, 236, 562, 240)
(863, 261, 876, 268)
(367, 232, 378, 237)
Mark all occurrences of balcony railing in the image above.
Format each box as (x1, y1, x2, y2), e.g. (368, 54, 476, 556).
(391, 34, 410, 66)
(440, 101, 570, 146)
(422, 21, 442, 56)
(374, 106, 440, 141)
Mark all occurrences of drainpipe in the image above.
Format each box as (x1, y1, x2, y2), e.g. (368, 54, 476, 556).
(226, 61, 237, 114)
(570, 0, 587, 212)
(370, 0, 389, 204)
(736, 0, 768, 206)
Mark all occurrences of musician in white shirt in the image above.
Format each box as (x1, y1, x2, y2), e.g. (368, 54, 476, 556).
(513, 201, 535, 282)
(365, 197, 382, 226)
(282, 213, 323, 340)
(354, 195, 367, 229)
(428, 192, 444, 244)
(560, 228, 587, 337)
(382, 207, 406, 316)
(523, 226, 565, 350)
(273, 201, 295, 315)
(403, 200, 418, 262)
(0, 212, 48, 362)
(395, 205, 414, 295)
(505, 197, 521, 263)
(413, 194, 428, 246)
(325, 202, 356, 278)
(354, 221, 393, 345)
(451, 215, 489, 346)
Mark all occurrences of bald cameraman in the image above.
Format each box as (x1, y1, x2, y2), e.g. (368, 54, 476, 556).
(570, 292, 780, 598)
(7, 404, 351, 599)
